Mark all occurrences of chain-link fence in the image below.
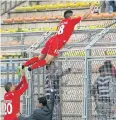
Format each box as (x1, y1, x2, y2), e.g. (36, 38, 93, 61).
(83, 21, 116, 119)
(84, 48, 116, 120)
(36, 60, 84, 120)
(1, 20, 116, 120)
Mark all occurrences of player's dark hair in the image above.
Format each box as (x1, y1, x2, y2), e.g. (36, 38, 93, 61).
(38, 97, 47, 106)
(4, 82, 12, 92)
(64, 10, 73, 18)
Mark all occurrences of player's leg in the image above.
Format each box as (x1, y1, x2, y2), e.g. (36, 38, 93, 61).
(28, 38, 67, 71)
(22, 54, 47, 69)
(28, 54, 55, 71)
(17, 54, 46, 77)
(39, 53, 47, 60)
(22, 38, 51, 68)
(22, 56, 39, 68)
(28, 38, 59, 71)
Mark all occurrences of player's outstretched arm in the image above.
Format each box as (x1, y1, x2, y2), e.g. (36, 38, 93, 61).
(15, 77, 23, 90)
(81, 4, 95, 21)
(15, 68, 25, 90)
(16, 70, 28, 95)
(15, 81, 23, 90)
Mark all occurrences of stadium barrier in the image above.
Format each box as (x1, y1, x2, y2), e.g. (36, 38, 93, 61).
(1, 21, 116, 119)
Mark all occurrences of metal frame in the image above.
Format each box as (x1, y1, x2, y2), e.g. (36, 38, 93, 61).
(1, 29, 116, 37)
(1, 29, 116, 53)
(85, 20, 116, 50)
(83, 21, 116, 120)
(1, 1, 25, 15)
(1, 24, 116, 119)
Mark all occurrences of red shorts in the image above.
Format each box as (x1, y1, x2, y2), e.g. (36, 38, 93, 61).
(41, 36, 67, 56)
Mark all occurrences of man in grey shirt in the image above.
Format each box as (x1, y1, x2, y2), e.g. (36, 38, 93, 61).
(45, 61, 71, 101)
(91, 65, 116, 120)
(45, 61, 71, 119)
(18, 89, 55, 120)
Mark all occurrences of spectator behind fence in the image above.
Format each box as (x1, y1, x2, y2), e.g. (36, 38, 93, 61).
(104, 60, 116, 78)
(18, 89, 55, 120)
(100, 0, 113, 13)
(91, 65, 116, 119)
(45, 61, 71, 119)
(109, 0, 116, 12)
(45, 61, 71, 102)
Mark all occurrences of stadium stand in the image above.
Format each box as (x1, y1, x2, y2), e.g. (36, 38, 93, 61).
(2, 12, 116, 24)
(13, 2, 99, 12)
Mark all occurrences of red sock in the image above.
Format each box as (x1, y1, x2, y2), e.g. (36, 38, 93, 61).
(24, 57, 39, 67)
(30, 59, 46, 70)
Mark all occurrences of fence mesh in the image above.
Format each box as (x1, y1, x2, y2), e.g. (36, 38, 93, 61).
(1, 22, 116, 120)
(87, 57, 116, 120)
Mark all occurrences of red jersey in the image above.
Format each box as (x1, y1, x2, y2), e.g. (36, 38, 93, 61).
(55, 17, 81, 40)
(4, 76, 28, 120)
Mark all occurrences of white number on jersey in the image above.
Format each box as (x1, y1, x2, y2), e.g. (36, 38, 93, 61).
(57, 25, 65, 35)
(4, 103, 13, 115)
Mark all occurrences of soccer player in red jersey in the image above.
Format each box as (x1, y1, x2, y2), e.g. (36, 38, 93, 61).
(4, 70, 28, 120)
(22, 4, 95, 71)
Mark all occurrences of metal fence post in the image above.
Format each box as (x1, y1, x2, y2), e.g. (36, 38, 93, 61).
(83, 48, 92, 120)
(24, 52, 33, 116)
(57, 61, 63, 120)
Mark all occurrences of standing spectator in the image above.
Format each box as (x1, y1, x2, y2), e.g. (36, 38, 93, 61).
(104, 60, 116, 78)
(106, 0, 113, 13)
(45, 61, 71, 101)
(91, 65, 116, 120)
(100, 0, 113, 13)
(18, 89, 55, 120)
(45, 61, 71, 119)
(109, 0, 116, 12)
(100, 1, 106, 13)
